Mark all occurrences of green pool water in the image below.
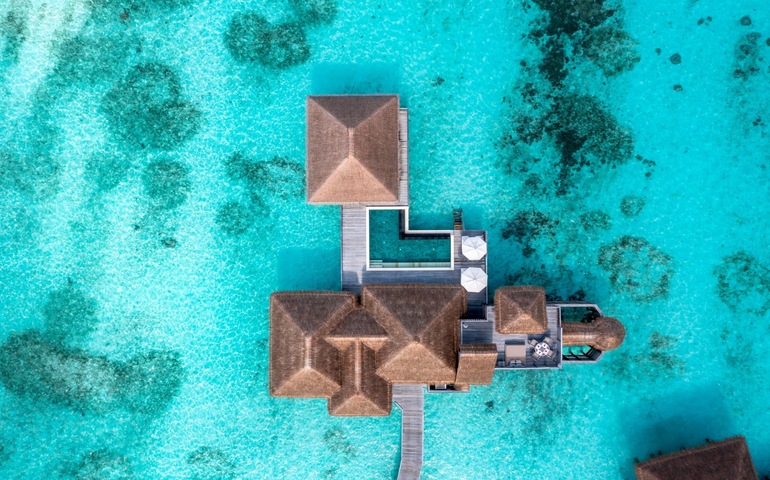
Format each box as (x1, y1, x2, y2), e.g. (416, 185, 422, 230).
(0, 0, 769, 478)
(368, 210, 451, 265)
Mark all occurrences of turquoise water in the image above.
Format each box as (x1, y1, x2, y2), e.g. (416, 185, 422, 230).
(368, 210, 451, 264)
(1, 0, 769, 478)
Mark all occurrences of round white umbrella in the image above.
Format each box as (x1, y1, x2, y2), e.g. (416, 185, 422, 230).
(462, 236, 487, 261)
(461, 267, 488, 293)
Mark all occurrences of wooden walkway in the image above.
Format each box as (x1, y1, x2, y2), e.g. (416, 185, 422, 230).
(397, 109, 409, 206)
(460, 305, 563, 369)
(392, 384, 425, 480)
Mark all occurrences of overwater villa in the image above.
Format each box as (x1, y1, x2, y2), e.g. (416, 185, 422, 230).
(634, 436, 759, 480)
(269, 95, 626, 479)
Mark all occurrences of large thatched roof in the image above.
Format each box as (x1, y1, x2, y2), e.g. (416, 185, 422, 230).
(454, 344, 498, 386)
(306, 95, 400, 204)
(269, 284, 478, 415)
(562, 316, 626, 351)
(494, 286, 547, 334)
(328, 342, 391, 416)
(269, 291, 356, 397)
(362, 284, 466, 384)
(634, 436, 758, 480)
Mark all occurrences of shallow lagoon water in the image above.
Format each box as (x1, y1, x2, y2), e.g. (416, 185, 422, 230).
(0, 0, 769, 478)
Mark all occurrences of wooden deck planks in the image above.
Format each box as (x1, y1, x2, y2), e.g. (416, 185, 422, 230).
(392, 384, 425, 480)
(397, 109, 409, 206)
(460, 305, 563, 369)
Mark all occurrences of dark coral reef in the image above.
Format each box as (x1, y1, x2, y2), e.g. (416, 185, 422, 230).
(598, 236, 674, 302)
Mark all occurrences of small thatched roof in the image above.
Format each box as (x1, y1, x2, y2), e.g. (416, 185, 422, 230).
(562, 316, 626, 351)
(306, 95, 400, 204)
(454, 344, 498, 386)
(326, 306, 389, 351)
(328, 343, 391, 416)
(362, 284, 466, 384)
(635, 436, 758, 480)
(269, 291, 356, 397)
(494, 286, 547, 334)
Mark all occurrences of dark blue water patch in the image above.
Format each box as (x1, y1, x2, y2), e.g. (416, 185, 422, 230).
(85, 150, 132, 194)
(310, 63, 401, 95)
(732, 32, 763, 80)
(0, 9, 27, 62)
(577, 25, 641, 77)
(53, 33, 137, 85)
(531, 0, 614, 37)
(187, 446, 237, 480)
(598, 236, 674, 302)
(579, 210, 612, 231)
(621, 385, 734, 478)
(277, 247, 340, 291)
(323, 427, 356, 461)
(141, 158, 191, 211)
(215, 201, 258, 236)
(102, 63, 201, 150)
(504, 264, 593, 303)
(61, 449, 134, 480)
(290, 0, 337, 27)
(713, 251, 770, 315)
(224, 12, 310, 69)
(43, 282, 99, 344)
(501, 210, 558, 258)
(619, 195, 645, 218)
(0, 149, 59, 199)
(224, 152, 304, 203)
(547, 94, 635, 194)
(0, 330, 185, 415)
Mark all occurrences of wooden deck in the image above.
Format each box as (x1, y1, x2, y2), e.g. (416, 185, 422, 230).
(392, 384, 425, 480)
(397, 109, 409, 206)
(460, 305, 563, 369)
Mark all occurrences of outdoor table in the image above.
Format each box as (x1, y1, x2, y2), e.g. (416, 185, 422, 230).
(534, 342, 551, 357)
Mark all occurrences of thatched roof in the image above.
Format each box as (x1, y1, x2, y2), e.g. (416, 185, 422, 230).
(326, 306, 389, 351)
(562, 316, 626, 351)
(494, 286, 547, 334)
(454, 344, 498, 386)
(269, 291, 356, 397)
(362, 284, 466, 384)
(635, 436, 758, 480)
(306, 95, 400, 204)
(328, 342, 391, 416)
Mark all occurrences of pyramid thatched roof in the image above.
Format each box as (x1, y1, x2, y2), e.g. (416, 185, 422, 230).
(454, 344, 498, 386)
(634, 436, 758, 480)
(562, 316, 626, 351)
(269, 291, 356, 397)
(494, 286, 547, 334)
(328, 342, 391, 416)
(306, 95, 400, 204)
(362, 284, 466, 384)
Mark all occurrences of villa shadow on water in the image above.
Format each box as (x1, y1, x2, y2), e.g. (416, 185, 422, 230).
(277, 247, 340, 291)
(311, 63, 402, 97)
(620, 384, 736, 476)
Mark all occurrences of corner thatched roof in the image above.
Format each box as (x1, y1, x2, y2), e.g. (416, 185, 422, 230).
(562, 316, 626, 351)
(362, 284, 466, 384)
(269, 291, 356, 397)
(634, 436, 758, 480)
(454, 344, 498, 386)
(494, 286, 547, 334)
(328, 343, 391, 416)
(306, 95, 400, 204)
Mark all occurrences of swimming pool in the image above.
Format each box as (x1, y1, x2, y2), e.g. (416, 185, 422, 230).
(0, 0, 768, 478)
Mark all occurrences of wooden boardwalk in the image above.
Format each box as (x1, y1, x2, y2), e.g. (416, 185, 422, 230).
(392, 384, 425, 480)
(461, 305, 563, 369)
(397, 109, 409, 206)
